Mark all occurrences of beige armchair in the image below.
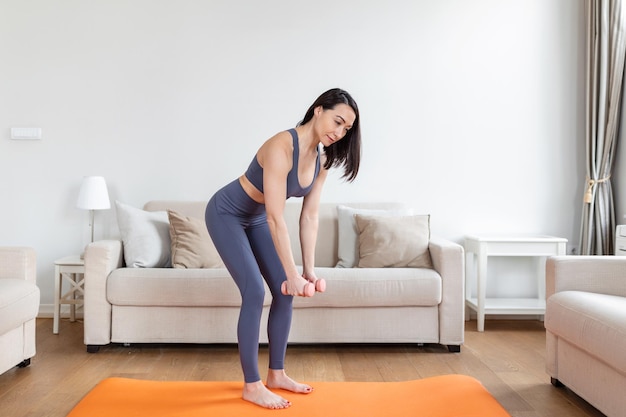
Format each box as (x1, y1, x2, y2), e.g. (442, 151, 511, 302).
(545, 255, 626, 417)
(0, 247, 40, 375)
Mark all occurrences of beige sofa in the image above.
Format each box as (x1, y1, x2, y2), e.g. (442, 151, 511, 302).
(545, 256, 626, 417)
(0, 247, 40, 375)
(84, 201, 465, 353)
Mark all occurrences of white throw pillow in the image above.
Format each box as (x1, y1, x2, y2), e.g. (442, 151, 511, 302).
(336, 205, 413, 268)
(116, 201, 171, 268)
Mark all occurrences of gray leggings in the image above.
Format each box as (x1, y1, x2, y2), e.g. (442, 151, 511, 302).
(205, 179, 293, 383)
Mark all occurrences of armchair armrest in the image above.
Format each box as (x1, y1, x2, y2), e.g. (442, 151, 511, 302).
(84, 240, 124, 347)
(0, 247, 36, 283)
(428, 236, 465, 347)
(546, 255, 626, 299)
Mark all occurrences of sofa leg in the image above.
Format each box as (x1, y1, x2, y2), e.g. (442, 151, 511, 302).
(17, 358, 31, 368)
(87, 345, 101, 353)
(447, 344, 461, 353)
(550, 377, 564, 387)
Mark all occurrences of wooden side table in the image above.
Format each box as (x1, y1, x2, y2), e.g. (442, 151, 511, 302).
(53, 256, 85, 334)
(464, 235, 567, 332)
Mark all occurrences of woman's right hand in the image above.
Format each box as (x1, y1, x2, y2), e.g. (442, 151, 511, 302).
(281, 275, 315, 297)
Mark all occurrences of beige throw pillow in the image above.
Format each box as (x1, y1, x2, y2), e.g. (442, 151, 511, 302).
(355, 214, 432, 268)
(335, 205, 414, 268)
(167, 209, 224, 269)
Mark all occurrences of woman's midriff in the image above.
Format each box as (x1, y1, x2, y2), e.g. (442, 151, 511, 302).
(238, 175, 265, 204)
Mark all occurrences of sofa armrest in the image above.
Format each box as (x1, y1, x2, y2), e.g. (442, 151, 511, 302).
(428, 236, 465, 346)
(546, 255, 626, 300)
(0, 247, 36, 283)
(84, 240, 124, 347)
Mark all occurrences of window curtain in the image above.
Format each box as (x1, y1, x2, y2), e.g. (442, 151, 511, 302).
(580, 0, 626, 255)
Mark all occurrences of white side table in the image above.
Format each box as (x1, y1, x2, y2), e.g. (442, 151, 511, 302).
(464, 235, 567, 332)
(53, 256, 85, 334)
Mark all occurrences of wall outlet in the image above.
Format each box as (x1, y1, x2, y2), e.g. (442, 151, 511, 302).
(11, 127, 42, 140)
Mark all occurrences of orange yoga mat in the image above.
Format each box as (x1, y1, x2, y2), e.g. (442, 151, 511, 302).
(67, 374, 511, 417)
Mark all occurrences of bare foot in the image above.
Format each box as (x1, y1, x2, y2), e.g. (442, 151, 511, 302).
(266, 369, 313, 394)
(242, 380, 291, 409)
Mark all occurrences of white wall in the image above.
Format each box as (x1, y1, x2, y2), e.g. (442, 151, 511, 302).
(0, 0, 586, 313)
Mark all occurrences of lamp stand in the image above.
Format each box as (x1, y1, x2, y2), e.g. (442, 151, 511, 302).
(80, 210, 96, 260)
(89, 209, 95, 243)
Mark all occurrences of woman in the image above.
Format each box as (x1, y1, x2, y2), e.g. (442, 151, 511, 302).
(205, 88, 361, 409)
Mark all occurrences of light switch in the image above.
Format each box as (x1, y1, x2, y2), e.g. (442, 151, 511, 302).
(11, 127, 42, 140)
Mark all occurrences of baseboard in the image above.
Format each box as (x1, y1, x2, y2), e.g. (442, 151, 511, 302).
(38, 304, 84, 319)
(465, 311, 545, 321)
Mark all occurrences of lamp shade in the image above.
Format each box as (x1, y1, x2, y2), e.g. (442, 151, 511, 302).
(76, 176, 111, 210)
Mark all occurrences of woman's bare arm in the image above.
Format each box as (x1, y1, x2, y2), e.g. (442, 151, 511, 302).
(260, 133, 304, 290)
(300, 166, 327, 277)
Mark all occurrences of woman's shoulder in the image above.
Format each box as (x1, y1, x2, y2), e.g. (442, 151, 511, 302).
(257, 130, 294, 164)
(270, 129, 293, 141)
(263, 130, 294, 149)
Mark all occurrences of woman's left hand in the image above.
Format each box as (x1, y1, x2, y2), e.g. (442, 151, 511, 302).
(302, 271, 326, 293)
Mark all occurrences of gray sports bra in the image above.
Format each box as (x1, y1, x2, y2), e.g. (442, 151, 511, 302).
(244, 129, 321, 198)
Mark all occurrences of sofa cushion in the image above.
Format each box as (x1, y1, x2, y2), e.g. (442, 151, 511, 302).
(0, 279, 40, 334)
(107, 268, 246, 307)
(293, 267, 441, 308)
(545, 290, 626, 375)
(116, 201, 171, 268)
(167, 209, 224, 269)
(335, 205, 413, 268)
(355, 214, 432, 268)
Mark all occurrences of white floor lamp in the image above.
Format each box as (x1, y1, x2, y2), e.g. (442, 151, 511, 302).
(76, 176, 111, 244)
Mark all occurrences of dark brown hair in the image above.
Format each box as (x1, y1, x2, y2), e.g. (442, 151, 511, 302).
(299, 88, 361, 182)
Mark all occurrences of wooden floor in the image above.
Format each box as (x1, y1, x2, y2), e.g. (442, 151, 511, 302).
(0, 318, 606, 417)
